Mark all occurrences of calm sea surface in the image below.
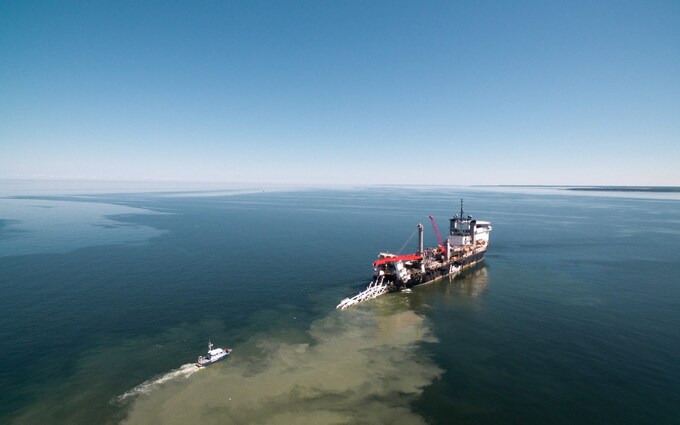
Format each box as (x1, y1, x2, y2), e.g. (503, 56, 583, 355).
(1, 184, 679, 424)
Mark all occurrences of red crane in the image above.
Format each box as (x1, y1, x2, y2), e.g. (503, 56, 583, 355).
(373, 253, 423, 266)
(428, 215, 445, 251)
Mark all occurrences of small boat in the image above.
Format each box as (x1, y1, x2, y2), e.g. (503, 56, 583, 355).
(196, 340, 232, 367)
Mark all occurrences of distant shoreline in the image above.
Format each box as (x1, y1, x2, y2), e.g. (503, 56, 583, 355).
(564, 187, 680, 193)
(475, 185, 680, 193)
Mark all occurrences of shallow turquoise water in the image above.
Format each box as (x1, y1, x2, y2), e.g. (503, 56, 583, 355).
(1, 186, 678, 424)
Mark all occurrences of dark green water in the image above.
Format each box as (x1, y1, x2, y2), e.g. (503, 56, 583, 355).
(1, 186, 679, 424)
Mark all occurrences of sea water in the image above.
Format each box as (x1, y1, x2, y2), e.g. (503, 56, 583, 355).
(0, 184, 678, 424)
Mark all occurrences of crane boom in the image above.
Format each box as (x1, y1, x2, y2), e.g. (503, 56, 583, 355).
(373, 253, 422, 266)
(428, 215, 445, 251)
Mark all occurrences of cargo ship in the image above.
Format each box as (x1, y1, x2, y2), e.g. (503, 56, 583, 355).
(337, 200, 491, 309)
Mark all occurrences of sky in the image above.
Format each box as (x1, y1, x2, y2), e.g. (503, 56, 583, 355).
(1, 0, 679, 186)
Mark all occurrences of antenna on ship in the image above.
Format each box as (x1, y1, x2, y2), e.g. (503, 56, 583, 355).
(460, 199, 464, 218)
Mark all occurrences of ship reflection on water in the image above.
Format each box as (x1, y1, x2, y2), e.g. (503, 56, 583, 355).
(387, 264, 490, 313)
(451, 266, 489, 298)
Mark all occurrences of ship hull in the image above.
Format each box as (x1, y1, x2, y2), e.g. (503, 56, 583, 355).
(376, 246, 488, 293)
(413, 250, 486, 287)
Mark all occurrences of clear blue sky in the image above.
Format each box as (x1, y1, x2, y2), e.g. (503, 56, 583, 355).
(1, 1, 678, 185)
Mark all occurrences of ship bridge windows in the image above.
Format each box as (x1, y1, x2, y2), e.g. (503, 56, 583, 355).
(452, 221, 471, 235)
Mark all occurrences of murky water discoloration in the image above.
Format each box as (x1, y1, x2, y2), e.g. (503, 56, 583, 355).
(122, 305, 441, 425)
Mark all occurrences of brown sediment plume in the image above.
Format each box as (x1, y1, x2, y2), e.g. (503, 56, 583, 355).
(121, 305, 442, 425)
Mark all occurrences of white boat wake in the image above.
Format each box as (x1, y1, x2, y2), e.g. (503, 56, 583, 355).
(113, 363, 202, 404)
